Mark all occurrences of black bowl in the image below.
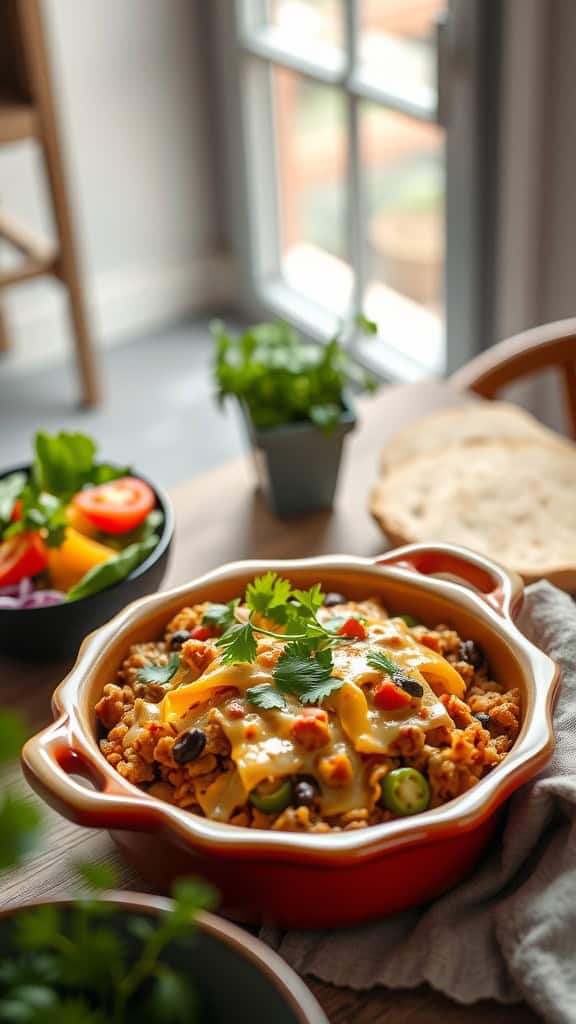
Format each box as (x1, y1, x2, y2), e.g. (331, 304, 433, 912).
(0, 464, 174, 661)
(0, 895, 327, 1024)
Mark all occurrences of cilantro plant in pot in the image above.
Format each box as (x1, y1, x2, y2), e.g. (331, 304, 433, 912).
(212, 318, 376, 517)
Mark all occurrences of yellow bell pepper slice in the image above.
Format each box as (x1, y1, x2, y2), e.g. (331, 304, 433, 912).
(47, 527, 116, 592)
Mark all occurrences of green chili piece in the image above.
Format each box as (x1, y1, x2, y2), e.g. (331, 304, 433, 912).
(379, 767, 430, 816)
(249, 778, 293, 814)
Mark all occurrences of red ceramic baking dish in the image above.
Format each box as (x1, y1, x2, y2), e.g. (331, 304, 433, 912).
(23, 543, 559, 929)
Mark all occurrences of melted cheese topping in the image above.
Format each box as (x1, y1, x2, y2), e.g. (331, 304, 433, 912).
(157, 613, 463, 823)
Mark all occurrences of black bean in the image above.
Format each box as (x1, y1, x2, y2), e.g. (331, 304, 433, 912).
(170, 630, 191, 650)
(173, 728, 207, 764)
(323, 592, 347, 607)
(459, 640, 485, 669)
(393, 672, 424, 699)
(293, 775, 320, 808)
(474, 712, 491, 729)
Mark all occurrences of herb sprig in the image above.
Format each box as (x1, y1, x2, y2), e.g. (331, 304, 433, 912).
(215, 573, 362, 710)
(0, 865, 216, 1024)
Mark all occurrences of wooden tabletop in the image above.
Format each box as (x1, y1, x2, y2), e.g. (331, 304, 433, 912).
(0, 381, 538, 1023)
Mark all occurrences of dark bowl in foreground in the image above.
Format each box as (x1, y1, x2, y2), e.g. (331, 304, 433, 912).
(0, 893, 327, 1024)
(0, 464, 174, 661)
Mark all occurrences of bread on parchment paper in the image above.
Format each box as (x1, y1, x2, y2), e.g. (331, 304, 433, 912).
(371, 440, 576, 588)
(379, 401, 572, 474)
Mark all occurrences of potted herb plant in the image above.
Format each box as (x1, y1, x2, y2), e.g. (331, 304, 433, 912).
(212, 317, 377, 517)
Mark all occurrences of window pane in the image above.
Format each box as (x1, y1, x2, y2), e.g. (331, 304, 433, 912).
(273, 66, 352, 315)
(265, 0, 343, 50)
(359, 0, 446, 110)
(361, 103, 444, 370)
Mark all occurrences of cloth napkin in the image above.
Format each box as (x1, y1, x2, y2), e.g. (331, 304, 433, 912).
(261, 581, 576, 1024)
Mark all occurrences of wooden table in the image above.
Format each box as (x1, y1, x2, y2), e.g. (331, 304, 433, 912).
(0, 381, 538, 1023)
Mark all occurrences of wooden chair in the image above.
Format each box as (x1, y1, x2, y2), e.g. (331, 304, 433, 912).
(0, 0, 100, 405)
(450, 318, 576, 437)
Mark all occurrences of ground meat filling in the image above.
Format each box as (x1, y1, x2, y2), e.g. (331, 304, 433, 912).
(95, 598, 521, 832)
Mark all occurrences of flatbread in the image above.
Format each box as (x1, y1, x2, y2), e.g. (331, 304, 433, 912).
(371, 440, 576, 586)
(380, 401, 571, 473)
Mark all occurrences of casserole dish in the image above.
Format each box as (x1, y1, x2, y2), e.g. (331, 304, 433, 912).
(23, 543, 559, 928)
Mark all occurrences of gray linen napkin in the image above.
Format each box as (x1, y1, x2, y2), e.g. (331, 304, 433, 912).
(261, 581, 576, 1023)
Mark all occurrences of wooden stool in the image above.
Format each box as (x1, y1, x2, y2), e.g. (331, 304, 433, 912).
(0, 0, 100, 405)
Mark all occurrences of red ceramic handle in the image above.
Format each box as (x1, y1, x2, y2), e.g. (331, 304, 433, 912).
(375, 543, 524, 620)
(21, 715, 160, 832)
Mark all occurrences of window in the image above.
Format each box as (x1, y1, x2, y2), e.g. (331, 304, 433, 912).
(216, 1, 498, 379)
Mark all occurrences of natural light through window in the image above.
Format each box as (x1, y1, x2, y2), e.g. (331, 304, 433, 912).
(238, 0, 447, 376)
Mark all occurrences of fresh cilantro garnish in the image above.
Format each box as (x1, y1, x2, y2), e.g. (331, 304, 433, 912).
(246, 683, 287, 711)
(137, 653, 181, 686)
(290, 583, 324, 618)
(246, 572, 292, 623)
(366, 649, 403, 677)
(216, 623, 257, 664)
(273, 642, 342, 705)
(202, 599, 239, 632)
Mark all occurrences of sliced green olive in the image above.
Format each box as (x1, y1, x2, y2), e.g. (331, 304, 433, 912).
(249, 778, 293, 814)
(379, 767, 430, 816)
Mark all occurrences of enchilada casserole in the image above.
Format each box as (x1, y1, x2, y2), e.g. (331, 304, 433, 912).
(96, 574, 520, 832)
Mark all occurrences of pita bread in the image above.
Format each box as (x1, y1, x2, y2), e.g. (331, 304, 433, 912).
(380, 401, 571, 473)
(371, 440, 576, 586)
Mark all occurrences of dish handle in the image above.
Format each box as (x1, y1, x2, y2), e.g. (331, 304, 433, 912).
(374, 543, 524, 621)
(22, 715, 160, 831)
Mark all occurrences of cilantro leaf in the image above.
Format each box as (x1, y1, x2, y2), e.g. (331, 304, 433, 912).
(297, 676, 344, 705)
(246, 572, 292, 621)
(273, 642, 341, 705)
(216, 623, 257, 664)
(246, 684, 287, 711)
(291, 583, 325, 618)
(137, 653, 181, 686)
(366, 649, 402, 677)
(356, 312, 378, 335)
(146, 966, 200, 1024)
(0, 472, 26, 526)
(202, 599, 239, 632)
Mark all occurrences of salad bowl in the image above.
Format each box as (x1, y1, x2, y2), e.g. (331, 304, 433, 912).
(0, 462, 173, 660)
(22, 544, 559, 927)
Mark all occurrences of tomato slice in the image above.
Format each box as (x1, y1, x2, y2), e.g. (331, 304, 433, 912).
(373, 681, 412, 711)
(0, 533, 49, 587)
(72, 477, 155, 534)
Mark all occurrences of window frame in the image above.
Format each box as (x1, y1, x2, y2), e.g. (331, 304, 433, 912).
(212, 0, 501, 378)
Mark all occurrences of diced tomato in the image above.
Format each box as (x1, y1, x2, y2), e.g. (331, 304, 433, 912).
(373, 680, 412, 711)
(72, 477, 155, 535)
(338, 617, 367, 640)
(0, 532, 48, 587)
(189, 624, 216, 641)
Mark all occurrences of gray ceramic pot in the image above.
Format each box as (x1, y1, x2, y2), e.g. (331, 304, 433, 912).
(242, 398, 356, 517)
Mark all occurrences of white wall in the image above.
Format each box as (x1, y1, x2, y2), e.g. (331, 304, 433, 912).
(0, 0, 230, 370)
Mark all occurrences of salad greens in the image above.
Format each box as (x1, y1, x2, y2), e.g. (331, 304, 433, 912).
(212, 316, 377, 432)
(0, 431, 163, 605)
(66, 534, 159, 603)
